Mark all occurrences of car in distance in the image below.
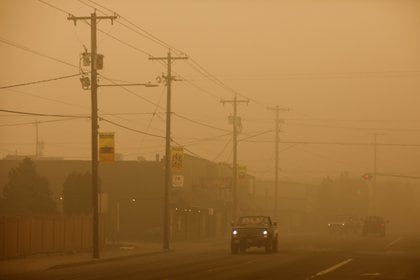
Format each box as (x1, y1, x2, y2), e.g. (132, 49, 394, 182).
(327, 217, 360, 235)
(362, 216, 387, 237)
(231, 216, 278, 254)
(327, 221, 346, 235)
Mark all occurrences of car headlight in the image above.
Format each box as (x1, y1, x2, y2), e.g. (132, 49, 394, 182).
(232, 230, 238, 235)
(263, 230, 268, 235)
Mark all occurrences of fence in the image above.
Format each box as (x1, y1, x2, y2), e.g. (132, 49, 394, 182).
(0, 215, 103, 260)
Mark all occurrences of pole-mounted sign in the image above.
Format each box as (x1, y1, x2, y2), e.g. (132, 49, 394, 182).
(99, 132, 115, 163)
(171, 146, 184, 171)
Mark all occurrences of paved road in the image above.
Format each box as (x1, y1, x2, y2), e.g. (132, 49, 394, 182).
(5, 233, 420, 280)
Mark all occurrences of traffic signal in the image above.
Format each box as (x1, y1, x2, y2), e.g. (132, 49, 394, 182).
(362, 173, 373, 180)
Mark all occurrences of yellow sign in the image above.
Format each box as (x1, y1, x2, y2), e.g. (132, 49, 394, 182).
(171, 146, 184, 171)
(99, 132, 114, 163)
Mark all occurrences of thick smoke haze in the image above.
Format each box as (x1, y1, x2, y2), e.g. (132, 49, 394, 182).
(1, 0, 419, 183)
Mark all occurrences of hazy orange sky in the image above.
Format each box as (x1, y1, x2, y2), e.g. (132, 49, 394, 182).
(1, 0, 419, 183)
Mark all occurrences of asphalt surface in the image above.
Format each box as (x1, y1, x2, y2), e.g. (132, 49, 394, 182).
(3, 233, 420, 280)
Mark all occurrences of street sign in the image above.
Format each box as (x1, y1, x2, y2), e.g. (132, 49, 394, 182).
(238, 165, 247, 179)
(99, 132, 114, 163)
(172, 174, 184, 187)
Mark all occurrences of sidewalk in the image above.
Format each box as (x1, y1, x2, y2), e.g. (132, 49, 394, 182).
(0, 238, 230, 278)
(0, 242, 165, 277)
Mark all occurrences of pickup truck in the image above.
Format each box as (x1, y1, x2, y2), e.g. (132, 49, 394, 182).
(231, 215, 278, 254)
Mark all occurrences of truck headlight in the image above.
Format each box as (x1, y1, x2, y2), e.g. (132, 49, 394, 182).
(232, 230, 238, 235)
(263, 230, 268, 235)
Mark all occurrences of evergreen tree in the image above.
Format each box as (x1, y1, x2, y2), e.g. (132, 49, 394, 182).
(1, 158, 56, 215)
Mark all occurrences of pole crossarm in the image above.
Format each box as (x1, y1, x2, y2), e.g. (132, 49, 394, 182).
(67, 14, 118, 25)
(220, 99, 249, 105)
(267, 106, 289, 112)
(149, 56, 188, 60)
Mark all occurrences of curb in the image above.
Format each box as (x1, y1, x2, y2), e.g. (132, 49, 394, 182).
(49, 249, 172, 270)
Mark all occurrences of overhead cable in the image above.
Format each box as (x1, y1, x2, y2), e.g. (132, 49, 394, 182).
(0, 73, 80, 90)
(0, 36, 77, 68)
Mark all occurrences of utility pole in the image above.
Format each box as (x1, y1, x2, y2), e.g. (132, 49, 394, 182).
(267, 106, 288, 219)
(371, 132, 383, 215)
(221, 95, 249, 222)
(67, 11, 117, 259)
(35, 120, 39, 157)
(149, 51, 187, 250)
(373, 133, 377, 190)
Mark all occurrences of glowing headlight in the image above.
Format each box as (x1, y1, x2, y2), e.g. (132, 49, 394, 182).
(232, 230, 238, 235)
(263, 230, 268, 235)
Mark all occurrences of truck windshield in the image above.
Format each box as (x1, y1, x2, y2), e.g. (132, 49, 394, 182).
(238, 216, 270, 226)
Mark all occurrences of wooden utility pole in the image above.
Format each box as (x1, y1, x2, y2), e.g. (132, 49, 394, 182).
(221, 95, 249, 221)
(67, 11, 117, 259)
(371, 133, 383, 214)
(267, 106, 288, 219)
(35, 120, 39, 157)
(149, 51, 187, 250)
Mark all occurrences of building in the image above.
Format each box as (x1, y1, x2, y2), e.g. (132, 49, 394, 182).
(0, 154, 258, 242)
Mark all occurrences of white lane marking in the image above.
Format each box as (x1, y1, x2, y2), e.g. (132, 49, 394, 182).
(315, 258, 353, 277)
(361, 272, 382, 277)
(386, 237, 402, 248)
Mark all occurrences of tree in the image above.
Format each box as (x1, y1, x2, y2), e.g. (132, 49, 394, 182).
(1, 157, 56, 215)
(62, 171, 94, 215)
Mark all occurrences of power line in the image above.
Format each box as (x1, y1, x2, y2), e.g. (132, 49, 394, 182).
(182, 132, 231, 147)
(285, 118, 420, 123)
(2, 88, 151, 128)
(99, 117, 164, 138)
(294, 145, 366, 168)
(0, 109, 89, 118)
(0, 117, 85, 128)
(0, 73, 80, 90)
(188, 58, 267, 107)
(138, 85, 166, 154)
(38, 0, 72, 15)
(40, 0, 153, 58)
(84, 0, 185, 54)
(0, 36, 78, 68)
(238, 130, 273, 142)
(213, 136, 232, 162)
(287, 122, 420, 133)
(98, 74, 164, 108)
(172, 139, 204, 159)
(172, 113, 230, 132)
(242, 139, 420, 147)
(95, 25, 152, 57)
(99, 112, 160, 116)
(79, 0, 262, 107)
(1, 88, 90, 110)
(175, 73, 224, 101)
(77, 0, 261, 109)
(184, 70, 420, 81)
